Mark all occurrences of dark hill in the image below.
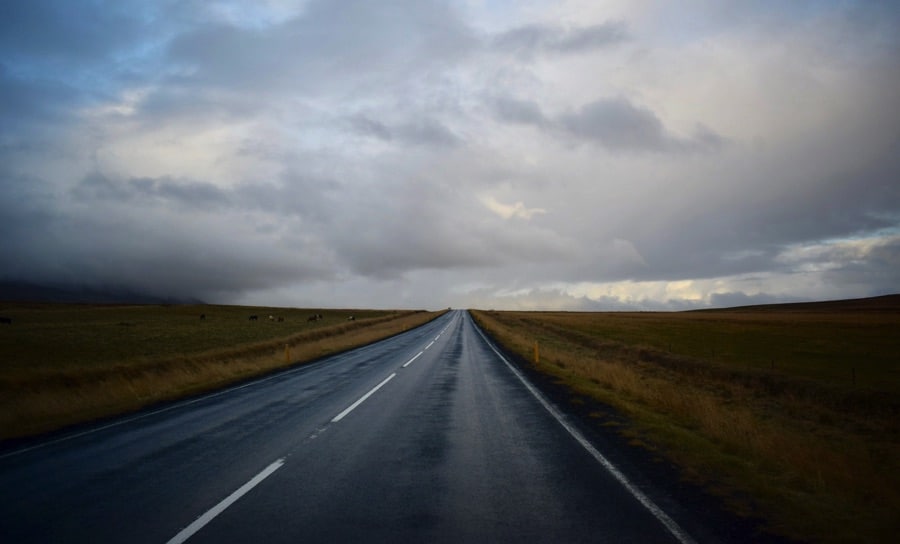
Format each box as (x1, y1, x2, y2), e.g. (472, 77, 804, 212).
(697, 293, 900, 313)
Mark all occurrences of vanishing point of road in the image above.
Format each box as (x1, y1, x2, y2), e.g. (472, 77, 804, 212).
(1, 310, 702, 543)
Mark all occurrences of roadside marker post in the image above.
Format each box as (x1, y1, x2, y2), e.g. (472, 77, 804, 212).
(534, 341, 540, 364)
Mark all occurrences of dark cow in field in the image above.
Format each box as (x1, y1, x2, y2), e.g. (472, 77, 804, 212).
(307, 314, 318, 322)
(249, 315, 258, 321)
(200, 314, 206, 320)
(347, 316, 355, 321)
(0, 317, 11, 325)
(277, 316, 284, 322)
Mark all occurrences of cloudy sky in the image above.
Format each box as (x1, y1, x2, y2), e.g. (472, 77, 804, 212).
(2, 0, 899, 310)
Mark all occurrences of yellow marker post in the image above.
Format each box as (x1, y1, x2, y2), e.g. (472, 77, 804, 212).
(534, 340, 540, 364)
(284, 344, 290, 363)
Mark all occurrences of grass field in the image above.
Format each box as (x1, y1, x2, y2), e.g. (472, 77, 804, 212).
(470, 295, 900, 544)
(0, 303, 443, 441)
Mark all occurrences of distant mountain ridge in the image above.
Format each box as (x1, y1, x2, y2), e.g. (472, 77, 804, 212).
(695, 293, 900, 313)
(0, 281, 203, 305)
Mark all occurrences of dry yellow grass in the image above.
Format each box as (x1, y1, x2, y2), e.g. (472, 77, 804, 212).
(470, 305, 900, 544)
(1, 307, 444, 440)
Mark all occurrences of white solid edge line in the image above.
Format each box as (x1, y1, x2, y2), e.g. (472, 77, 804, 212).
(403, 351, 424, 368)
(167, 458, 285, 544)
(471, 319, 697, 544)
(331, 373, 396, 422)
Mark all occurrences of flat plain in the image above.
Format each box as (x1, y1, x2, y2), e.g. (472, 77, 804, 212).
(471, 295, 900, 544)
(0, 303, 442, 441)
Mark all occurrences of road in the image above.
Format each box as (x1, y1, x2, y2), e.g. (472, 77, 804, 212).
(0, 310, 695, 543)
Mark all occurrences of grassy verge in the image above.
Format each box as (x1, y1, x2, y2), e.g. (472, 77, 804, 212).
(0, 303, 444, 441)
(470, 301, 900, 544)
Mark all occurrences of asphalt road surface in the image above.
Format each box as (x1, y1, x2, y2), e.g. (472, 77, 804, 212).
(0, 310, 698, 543)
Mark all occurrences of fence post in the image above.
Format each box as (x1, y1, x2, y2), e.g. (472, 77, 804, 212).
(534, 340, 540, 364)
(285, 344, 290, 363)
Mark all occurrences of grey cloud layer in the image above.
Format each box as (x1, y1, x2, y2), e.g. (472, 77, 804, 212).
(165, 0, 475, 95)
(1, 1, 899, 308)
(492, 21, 628, 58)
(490, 95, 726, 152)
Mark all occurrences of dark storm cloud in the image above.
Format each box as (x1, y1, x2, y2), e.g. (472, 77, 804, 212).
(350, 115, 462, 148)
(351, 116, 394, 141)
(393, 119, 462, 148)
(493, 21, 628, 58)
(559, 97, 725, 152)
(72, 172, 231, 211)
(1, 171, 334, 300)
(489, 94, 726, 152)
(489, 96, 548, 126)
(560, 98, 669, 150)
(0, 170, 58, 274)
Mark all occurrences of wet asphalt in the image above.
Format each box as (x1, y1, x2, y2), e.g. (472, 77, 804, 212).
(0, 310, 690, 543)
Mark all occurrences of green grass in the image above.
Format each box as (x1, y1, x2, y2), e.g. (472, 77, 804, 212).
(470, 298, 900, 544)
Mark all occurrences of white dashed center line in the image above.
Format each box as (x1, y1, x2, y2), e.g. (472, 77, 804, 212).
(331, 373, 397, 422)
(167, 458, 285, 544)
(403, 351, 424, 368)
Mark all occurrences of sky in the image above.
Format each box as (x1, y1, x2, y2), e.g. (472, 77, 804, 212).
(1, 0, 899, 310)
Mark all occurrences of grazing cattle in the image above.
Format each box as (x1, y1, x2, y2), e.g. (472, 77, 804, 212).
(249, 315, 258, 321)
(347, 316, 355, 321)
(0, 317, 11, 325)
(307, 314, 318, 322)
(277, 316, 284, 322)
(200, 314, 206, 320)
(268, 315, 275, 321)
